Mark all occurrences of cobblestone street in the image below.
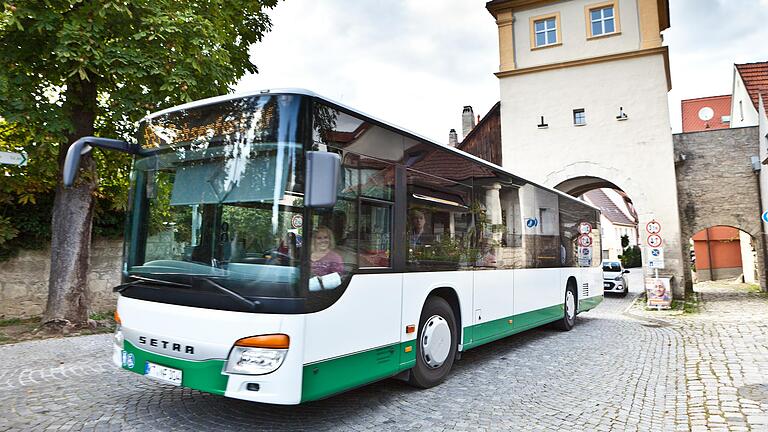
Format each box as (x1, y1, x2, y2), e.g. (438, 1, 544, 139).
(2, 275, 768, 431)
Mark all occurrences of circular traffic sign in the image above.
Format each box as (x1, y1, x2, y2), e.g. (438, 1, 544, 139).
(647, 234, 662, 248)
(762, 211, 768, 224)
(646, 220, 661, 234)
(578, 234, 592, 247)
(578, 222, 592, 235)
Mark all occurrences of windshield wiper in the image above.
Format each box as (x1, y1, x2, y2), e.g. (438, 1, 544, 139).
(196, 277, 260, 310)
(114, 275, 191, 293)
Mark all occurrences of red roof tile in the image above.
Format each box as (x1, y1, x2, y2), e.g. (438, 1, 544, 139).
(735, 62, 768, 111)
(681, 95, 732, 132)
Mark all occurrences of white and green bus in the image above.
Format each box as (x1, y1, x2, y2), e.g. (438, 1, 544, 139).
(64, 89, 603, 405)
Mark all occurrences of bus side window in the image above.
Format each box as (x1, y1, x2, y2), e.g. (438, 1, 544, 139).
(406, 169, 472, 270)
(359, 201, 392, 268)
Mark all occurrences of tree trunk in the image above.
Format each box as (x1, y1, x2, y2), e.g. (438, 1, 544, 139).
(42, 78, 98, 330)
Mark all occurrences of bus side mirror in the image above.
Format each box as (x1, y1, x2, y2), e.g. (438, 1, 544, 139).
(305, 151, 340, 208)
(63, 136, 136, 187)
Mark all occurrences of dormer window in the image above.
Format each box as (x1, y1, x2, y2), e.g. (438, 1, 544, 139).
(586, 1, 620, 38)
(530, 13, 561, 49)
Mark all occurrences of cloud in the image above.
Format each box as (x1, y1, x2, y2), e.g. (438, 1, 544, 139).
(238, 0, 768, 138)
(237, 0, 499, 143)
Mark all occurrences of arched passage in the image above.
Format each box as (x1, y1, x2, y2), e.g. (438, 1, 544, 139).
(550, 171, 688, 299)
(689, 226, 760, 284)
(554, 179, 640, 266)
(681, 219, 766, 292)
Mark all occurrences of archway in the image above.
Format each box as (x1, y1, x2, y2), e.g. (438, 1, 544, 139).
(688, 226, 759, 285)
(555, 179, 641, 271)
(552, 173, 687, 299)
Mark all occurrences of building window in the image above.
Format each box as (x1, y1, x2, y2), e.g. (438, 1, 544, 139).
(529, 13, 561, 49)
(586, 1, 620, 38)
(573, 109, 586, 126)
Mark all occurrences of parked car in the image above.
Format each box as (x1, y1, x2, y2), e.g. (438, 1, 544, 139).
(602, 260, 630, 296)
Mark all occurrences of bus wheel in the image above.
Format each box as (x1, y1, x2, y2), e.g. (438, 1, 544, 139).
(554, 284, 577, 331)
(408, 296, 457, 389)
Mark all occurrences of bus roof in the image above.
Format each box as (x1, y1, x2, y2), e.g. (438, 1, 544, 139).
(142, 88, 600, 213)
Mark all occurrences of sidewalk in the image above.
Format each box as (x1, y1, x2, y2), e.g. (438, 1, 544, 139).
(673, 281, 768, 431)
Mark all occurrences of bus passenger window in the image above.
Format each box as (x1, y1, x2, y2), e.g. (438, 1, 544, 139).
(359, 201, 391, 268)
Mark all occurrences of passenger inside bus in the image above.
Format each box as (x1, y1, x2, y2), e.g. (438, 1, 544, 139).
(409, 208, 433, 248)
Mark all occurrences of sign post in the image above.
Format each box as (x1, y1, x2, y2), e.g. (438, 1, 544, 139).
(0, 151, 27, 166)
(644, 220, 670, 309)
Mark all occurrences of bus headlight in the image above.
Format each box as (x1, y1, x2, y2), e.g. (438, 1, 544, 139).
(113, 326, 124, 349)
(113, 310, 124, 349)
(225, 334, 290, 375)
(226, 347, 287, 375)
(614, 276, 623, 281)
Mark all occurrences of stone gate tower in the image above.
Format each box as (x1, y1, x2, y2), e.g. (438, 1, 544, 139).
(486, 0, 687, 297)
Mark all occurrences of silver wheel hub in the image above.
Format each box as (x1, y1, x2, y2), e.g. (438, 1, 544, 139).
(421, 315, 451, 368)
(565, 290, 576, 320)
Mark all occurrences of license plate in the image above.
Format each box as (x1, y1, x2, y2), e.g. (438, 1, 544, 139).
(144, 362, 182, 386)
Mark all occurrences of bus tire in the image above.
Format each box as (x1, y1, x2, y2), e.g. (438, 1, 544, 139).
(554, 284, 577, 331)
(408, 296, 457, 389)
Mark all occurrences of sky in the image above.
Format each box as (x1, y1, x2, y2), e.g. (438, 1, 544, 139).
(236, 0, 768, 140)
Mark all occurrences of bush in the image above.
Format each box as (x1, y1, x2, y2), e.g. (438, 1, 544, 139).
(619, 245, 642, 268)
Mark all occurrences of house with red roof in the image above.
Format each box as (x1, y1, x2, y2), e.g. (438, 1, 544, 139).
(681, 95, 732, 132)
(731, 62, 768, 130)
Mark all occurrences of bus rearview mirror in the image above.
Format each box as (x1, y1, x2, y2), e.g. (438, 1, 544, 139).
(63, 136, 136, 187)
(305, 151, 341, 208)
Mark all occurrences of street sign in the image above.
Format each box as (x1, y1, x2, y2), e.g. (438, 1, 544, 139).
(762, 211, 768, 224)
(0, 151, 27, 166)
(647, 234, 662, 248)
(578, 247, 592, 267)
(578, 222, 592, 235)
(578, 234, 592, 247)
(648, 247, 665, 269)
(646, 220, 661, 234)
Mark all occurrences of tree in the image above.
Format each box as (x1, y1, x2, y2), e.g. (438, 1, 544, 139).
(0, 0, 279, 329)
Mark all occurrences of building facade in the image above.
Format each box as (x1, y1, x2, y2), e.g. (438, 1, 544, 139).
(486, 0, 687, 296)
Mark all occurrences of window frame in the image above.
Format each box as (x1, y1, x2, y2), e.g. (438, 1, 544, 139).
(585, 1, 621, 40)
(573, 108, 586, 126)
(529, 12, 562, 50)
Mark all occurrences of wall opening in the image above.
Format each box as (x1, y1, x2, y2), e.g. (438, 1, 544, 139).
(689, 226, 759, 285)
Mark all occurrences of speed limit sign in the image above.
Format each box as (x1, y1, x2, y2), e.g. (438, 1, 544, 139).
(647, 234, 662, 248)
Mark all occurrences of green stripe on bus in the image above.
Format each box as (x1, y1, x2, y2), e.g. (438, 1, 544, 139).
(578, 296, 603, 312)
(462, 303, 564, 350)
(301, 300, 595, 402)
(301, 340, 415, 403)
(121, 340, 229, 396)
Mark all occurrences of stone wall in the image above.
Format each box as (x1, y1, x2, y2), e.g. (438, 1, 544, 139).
(0, 238, 122, 319)
(673, 126, 765, 292)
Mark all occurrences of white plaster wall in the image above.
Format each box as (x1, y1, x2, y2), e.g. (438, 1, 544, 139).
(740, 229, 757, 284)
(498, 53, 686, 294)
(730, 71, 760, 128)
(758, 95, 768, 256)
(513, 0, 640, 70)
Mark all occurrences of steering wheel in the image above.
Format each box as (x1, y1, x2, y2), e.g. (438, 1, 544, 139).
(263, 249, 293, 265)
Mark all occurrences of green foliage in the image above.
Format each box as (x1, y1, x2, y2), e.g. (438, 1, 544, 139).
(619, 245, 642, 268)
(0, 0, 279, 260)
(620, 234, 630, 249)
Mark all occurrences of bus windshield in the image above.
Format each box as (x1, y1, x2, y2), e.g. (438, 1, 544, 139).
(124, 94, 306, 306)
